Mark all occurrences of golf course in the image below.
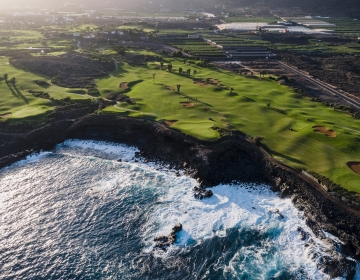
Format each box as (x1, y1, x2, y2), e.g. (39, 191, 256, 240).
(1, 51, 360, 193)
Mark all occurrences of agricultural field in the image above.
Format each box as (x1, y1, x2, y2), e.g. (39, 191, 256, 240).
(200, 33, 360, 55)
(322, 17, 360, 38)
(0, 29, 71, 52)
(165, 38, 226, 57)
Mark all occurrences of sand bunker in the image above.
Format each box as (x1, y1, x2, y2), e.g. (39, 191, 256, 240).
(120, 82, 128, 89)
(0, 113, 11, 118)
(205, 78, 227, 89)
(164, 120, 178, 126)
(347, 162, 360, 175)
(194, 81, 210, 87)
(180, 102, 194, 108)
(313, 126, 336, 137)
(165, 86, 175, 91)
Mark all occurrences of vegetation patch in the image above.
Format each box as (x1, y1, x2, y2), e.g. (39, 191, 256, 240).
(33, 80, 50, 87)
(28, 90, 50, 99)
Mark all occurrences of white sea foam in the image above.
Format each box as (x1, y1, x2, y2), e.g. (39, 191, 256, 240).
(8, 151, 51, 168)
(142, 182, 349, 279)
(52, 140, 356, 279)
(322, 229, 345, 245)
(55, 139, 139, 161)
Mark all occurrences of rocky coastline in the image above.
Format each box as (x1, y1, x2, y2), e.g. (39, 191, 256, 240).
(0, 114, 359, 278)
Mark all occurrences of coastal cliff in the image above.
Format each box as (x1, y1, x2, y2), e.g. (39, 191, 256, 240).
(0, 114, 359, 278)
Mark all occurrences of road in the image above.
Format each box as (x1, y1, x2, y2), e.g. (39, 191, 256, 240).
(278, 61, 360, 109)
(112, 58, 119, 70)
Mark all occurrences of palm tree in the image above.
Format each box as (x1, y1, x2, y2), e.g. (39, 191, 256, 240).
(178, 67, 183, 75)
(3, 73, 8, 82)
(176, 84, 181, 93)
(152, 73, 156, 83)
(167, 64, 173, 72)
(10, 77, 16, 86)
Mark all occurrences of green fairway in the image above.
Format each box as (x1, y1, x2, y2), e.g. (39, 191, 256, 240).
(98, 55, 360, 192)
(1, 48, 360, 193)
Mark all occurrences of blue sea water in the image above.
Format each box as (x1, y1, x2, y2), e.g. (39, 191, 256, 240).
(0, 139, 358, 280)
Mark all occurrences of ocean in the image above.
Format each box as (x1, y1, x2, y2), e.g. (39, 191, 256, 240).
(0, 139, 358, 280)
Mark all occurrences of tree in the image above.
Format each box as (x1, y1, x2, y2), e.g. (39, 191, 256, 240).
(178, 67, 183, 75)
(152, 73, 156, 83)
(230, 87, 234, 93)
(160, 61, 164, 70)
(193, 70, 198, 77)
(176, 84, 181, 93)
(167, 64, 173, 72)
(113, 46, 125, 55)
(4, 73, 8, 82)
(186, 69, 191, 76)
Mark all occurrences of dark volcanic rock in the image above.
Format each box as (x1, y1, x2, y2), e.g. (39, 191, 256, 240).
(154, 223, 183, 250)
(10, 52, 115, 88)
(193, 186, 213, 199)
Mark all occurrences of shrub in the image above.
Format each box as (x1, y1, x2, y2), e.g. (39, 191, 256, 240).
(33, 80, 50, 86)
(87, 88, 100, 96)
(254, 136, 264, 146)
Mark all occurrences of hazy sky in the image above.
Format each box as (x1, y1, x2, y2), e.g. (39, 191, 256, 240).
(1, 0, 173, 8)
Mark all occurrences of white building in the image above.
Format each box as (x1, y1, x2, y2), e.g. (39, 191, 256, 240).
(63, 16, 74, 22)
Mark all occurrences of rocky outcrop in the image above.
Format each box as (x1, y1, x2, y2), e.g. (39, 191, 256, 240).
(154, 223, 183, 250)
(193, 186, 213, 199)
